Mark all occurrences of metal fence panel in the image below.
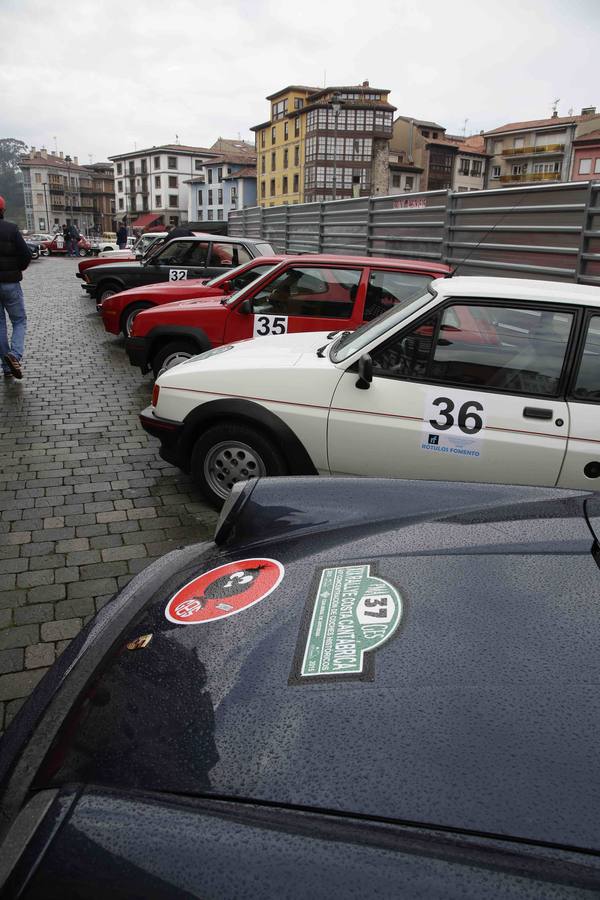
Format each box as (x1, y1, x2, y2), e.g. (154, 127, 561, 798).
(229, 180, 600, 283)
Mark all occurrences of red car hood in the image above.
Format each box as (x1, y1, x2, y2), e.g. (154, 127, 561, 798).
(140, 294, 232, 318)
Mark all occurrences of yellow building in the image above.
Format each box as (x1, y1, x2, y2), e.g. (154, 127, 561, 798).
(251, 83, 395, 207)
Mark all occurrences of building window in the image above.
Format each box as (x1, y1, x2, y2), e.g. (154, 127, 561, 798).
(579, 158, 592, 174)
(294, 118, 300, 137)
(261, 131, 265, 148)
(208, 169, 213, 184)
(168, 194, 178, 207)
(207, 210, 214, 220)
(282, 176, 288, 194)
(491, 165, 501, 178)
(208, 190, 213, 205)
(392, 174, 401, 187)
(217, 209, 224, 220)
(284, 121, 289, 141)
(261, 180, 266, 198)
(217, 188, 223, 204)
(197, 190, 202, 204)
(283, 149, 288, 169)
(141, 159, 147, 174)
(168, 176, 178, 188)
(493, 141, 502, 154)
(512, 164, 526, 175)
(154, 156, 160, 169)
(194, 159, 203, 170)
(405, 176, 414, 190)
(458, 158, 471, 176)
(231, 187, 237, 207)
(595, 158, 600, 173)
(270, 178, 275, 196)
(218, 167, 223, 181)
(154, 176, 160, 188)
(116, 163, 122, 175)
(118, 180, 123, 192)
(532, 161, 561, 173)
(272, 99, 288, 120)
(432, 132, 438, 139)
(421, 129, 430, 137)
(261, 155, 266, 174)
(293, 173, 299, 193)
(294, 98, 304, 110)
(514, 137, 525, 150)
(271, 151, 276, 170)
(227, 167, 232, 175)
(34, 173, 41, 184)
(128, 161, 135, 175)
(294, 145, 300, 166)
(167, 156, 177, 169)
(118, 198, 124, 209)
(271, 126, 276, 144)
(471, 160, 482, 176)
(155, 195, 162, 207)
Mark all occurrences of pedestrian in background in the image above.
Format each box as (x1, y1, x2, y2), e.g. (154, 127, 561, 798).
(66, 223, 79, 257)
(0, 195, 31, 380)
(116, 222, 127, 250)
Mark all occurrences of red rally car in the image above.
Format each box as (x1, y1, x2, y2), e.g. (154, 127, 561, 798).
(126, 255, 453, 377)
(42, 234, 91, 257)
(102, 256, 285, 337)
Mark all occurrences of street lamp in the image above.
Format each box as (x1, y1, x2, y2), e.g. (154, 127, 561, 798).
(330, 92, 342, 201)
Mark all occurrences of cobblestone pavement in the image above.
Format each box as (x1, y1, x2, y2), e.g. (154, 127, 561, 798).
(0, 257, 217, 733)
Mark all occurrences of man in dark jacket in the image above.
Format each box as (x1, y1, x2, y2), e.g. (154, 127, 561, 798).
(116, 222, 127, 250)
(0, 196, 31, 379)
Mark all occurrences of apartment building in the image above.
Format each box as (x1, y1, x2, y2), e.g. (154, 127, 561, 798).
(187, 140, 256, 222)
(390, 118, 487, 191)
(83, 162, 116, 233)
(19, 148, 97, 233)
(570, 130, 600, 181)
(251, 82, 396, 206)
(483, 107, 600, 188)
(109, 143, 221, 229)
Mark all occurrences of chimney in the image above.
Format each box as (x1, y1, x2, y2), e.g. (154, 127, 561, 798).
(362, 80, 369, 87)
(551, 109, 558, 118)
(59, 151, 64, 159)
(40, 148, 47, 158)
(581, 106, 597, 116)
(31, 146, 36, 154)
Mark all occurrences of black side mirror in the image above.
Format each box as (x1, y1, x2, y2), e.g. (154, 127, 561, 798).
(355, 354, 373, 390)
(239, 298, 253, 314)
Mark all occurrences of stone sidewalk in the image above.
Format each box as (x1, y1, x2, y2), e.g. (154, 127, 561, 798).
(0, 257, 217, 732)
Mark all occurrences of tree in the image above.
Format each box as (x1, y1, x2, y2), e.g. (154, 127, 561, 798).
(0, 138, 28, 227)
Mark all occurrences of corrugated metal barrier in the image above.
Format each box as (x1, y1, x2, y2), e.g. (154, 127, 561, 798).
(229, 180, 600, 285)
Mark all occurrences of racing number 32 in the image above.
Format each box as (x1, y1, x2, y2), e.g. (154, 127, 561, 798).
(254, 315, 288, 337)
(430, 397, 484, 435)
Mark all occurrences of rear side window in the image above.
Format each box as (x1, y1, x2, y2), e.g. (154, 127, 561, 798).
(251, 267, 362, 319)
(209, 243, 252, 268)
(155, 241, 209, 267)
(364, 271, 432, 321)
(572, 314, 600, 401)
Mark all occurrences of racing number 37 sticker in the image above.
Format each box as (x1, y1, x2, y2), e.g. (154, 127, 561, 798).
(165, 558, 284, 625)
(422, 389, 487, 459)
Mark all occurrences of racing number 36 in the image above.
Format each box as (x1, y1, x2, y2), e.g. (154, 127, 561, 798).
(430, 397, 484, 435)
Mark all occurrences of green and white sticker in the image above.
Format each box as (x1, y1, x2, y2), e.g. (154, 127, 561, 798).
(298, 565, 402, 680)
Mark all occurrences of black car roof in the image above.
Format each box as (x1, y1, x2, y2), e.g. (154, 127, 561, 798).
(33, 479, 600, 853)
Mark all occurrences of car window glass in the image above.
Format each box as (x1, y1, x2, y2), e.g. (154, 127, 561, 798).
(371, 302, 573, 396)
(154, 240, 195, 266)
(208, 242, 252, 268)
(364, 271, 433, 321)
(231, 264, 275, 291)
(250, 267, 362, 319)
(572, 315, 600, 401)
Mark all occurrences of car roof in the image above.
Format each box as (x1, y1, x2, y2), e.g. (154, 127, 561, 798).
(275, 254, 452, 273)
(179, 233, 269, 246)
(37, 479, 600, 852)
(431, 275, 600, 307)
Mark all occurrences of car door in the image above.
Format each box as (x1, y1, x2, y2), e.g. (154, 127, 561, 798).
(558, 311, 600, 488)
(222, 265, 367, 343)
(148, 239, 210, 283)
(328, 299, 574, 487)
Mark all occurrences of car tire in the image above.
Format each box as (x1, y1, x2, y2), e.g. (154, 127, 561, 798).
(78, 247, 87, 257)
(98, 282, 122, 303)
(120, 302, 153, 338)
(151, 339, 200, 378)
(190, 422, 288, 509)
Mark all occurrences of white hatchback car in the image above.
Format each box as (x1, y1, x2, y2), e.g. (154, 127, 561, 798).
(140, 276, 600, 507)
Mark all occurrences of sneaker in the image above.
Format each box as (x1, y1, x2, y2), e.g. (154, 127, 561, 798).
(3, 353, 23, 379)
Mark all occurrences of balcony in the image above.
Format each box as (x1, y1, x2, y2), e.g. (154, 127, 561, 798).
(500, 144, 564, 157)
(499, 172, 561, 183)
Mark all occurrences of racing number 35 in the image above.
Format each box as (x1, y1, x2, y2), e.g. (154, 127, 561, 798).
(430, 397, 484, 435)
(254, 315, 288, 337)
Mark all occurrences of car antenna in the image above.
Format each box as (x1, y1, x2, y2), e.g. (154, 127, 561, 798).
(450, 189, 528, 276)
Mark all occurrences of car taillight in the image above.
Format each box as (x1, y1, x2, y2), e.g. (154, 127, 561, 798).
(152, 384, 160, 407)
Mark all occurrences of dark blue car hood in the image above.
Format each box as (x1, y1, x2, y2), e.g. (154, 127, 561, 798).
(27, 480, 600, 852)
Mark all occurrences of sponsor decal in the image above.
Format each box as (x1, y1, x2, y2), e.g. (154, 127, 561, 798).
(292, 565, 402, 682)
(420, 390, 486, 458)
(165, 558, 284, 625)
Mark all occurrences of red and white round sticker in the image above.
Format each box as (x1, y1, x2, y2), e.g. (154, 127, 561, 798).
(165, 558, 284, 625)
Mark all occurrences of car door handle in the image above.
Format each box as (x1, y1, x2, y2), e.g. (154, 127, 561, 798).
(523, 407, 553, 420)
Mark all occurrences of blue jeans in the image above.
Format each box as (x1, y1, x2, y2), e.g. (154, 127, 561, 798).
(0, 282, 27, 372)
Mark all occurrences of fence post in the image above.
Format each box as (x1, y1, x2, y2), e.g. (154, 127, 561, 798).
(441, 189, 453, 265)
(284, 204, 290, 253)
(366, 197, 375, 256)
(318, 202, 325, 253)
(575, 180, 595, 283)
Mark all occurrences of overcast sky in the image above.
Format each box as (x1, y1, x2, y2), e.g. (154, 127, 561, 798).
(1, 0, 598, 162)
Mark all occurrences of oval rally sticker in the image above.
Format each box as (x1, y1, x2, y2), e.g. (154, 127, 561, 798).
(165, 558, 284, 625)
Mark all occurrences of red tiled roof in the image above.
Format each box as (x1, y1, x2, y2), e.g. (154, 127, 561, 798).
(573, 129, 600, 143)
(20, 154, 91, 172)
(485, 113, 600, 135)
(223, 166, 256, 179)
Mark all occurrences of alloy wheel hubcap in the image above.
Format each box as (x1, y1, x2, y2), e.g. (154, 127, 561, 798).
(158, 350, 193, 375)
(204, 440, 266, 499)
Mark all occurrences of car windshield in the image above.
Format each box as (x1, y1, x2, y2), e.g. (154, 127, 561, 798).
(203, 260, 262, 287)
(330, 288, 436, 363)
(223, 262, 286, 306)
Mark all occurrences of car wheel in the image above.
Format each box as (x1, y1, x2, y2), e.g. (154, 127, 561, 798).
(121, 302, 153, 338)
(78, 247, 87, 257)
(190, 423, 287, 509)
(152, 339, 200, 378)
(98, 282, 121, 303)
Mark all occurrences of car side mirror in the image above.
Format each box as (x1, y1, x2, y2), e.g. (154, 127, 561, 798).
(220, 279, 234, 293)
(355, 354, 373, 390)
(239, 298, 253, 314)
